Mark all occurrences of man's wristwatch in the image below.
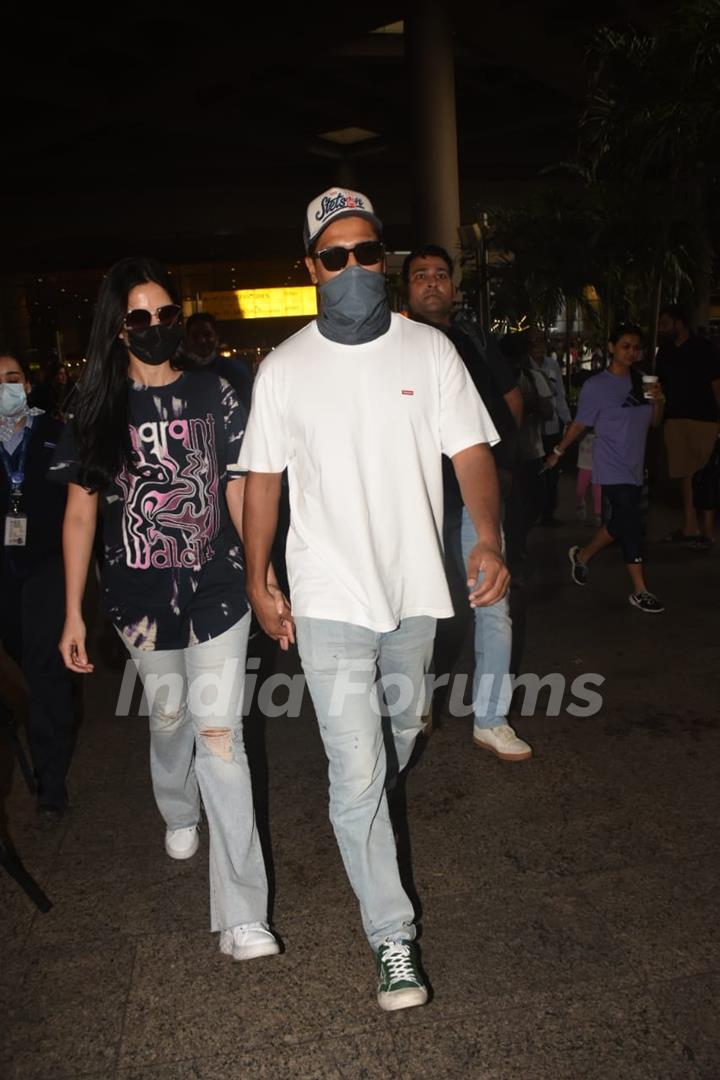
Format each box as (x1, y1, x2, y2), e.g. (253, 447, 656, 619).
(552, 445, 565, 456)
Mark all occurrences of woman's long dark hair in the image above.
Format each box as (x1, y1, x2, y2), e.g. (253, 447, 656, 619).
(609, 322, 645, 404)
(73, 256, 180, 491)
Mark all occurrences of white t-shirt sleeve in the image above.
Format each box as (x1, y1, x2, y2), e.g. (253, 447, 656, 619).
(237, 362, 289, 473)
(438, 336, 499, 458)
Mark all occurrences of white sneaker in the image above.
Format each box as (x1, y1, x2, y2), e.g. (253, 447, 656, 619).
(473, 724, 532, 761)
(164, 825, 199, 860)
(219, 924, 280, 961)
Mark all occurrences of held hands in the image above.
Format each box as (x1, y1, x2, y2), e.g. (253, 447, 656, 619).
(545, 451, 562, 470)
(248, 582, 295, 651)
(466, 545, 510, 607)
(59, 614, 95, 674)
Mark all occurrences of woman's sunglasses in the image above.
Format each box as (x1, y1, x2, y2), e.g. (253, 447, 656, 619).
(123, 304, 182, 331)
(313, 240, 384, 273)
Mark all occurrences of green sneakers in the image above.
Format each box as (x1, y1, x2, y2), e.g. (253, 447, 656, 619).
(376, 940, 428, 1011)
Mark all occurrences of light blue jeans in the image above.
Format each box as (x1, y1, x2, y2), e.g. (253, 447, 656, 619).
(295, 615, 436, 951)
(453, 506, 513, 729)
(123, 611, 269, 933)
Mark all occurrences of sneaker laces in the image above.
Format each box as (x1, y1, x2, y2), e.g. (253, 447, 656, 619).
(381, 942, 419, 983)
(231, 922, 268, 939)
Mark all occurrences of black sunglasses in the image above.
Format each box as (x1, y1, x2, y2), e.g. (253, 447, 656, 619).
(313, 240, 384, 273)
(123, 304, 182, 331)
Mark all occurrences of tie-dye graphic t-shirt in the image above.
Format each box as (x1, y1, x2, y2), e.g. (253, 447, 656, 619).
(50, 372, 248, 651)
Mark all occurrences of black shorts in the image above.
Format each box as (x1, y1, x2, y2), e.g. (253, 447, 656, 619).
(602, 484, 643, 563)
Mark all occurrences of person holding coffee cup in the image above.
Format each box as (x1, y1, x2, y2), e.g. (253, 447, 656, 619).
(546, 324, 665, 614)
(643, 374, 660, 399)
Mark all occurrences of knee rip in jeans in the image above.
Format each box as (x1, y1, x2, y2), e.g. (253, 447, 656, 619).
(200, 727, 234, 762)
(153, 707, 184, 730)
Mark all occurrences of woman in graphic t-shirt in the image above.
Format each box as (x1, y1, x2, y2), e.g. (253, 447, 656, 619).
(52, 256, 291, 961)
(546, 323, 665, 613)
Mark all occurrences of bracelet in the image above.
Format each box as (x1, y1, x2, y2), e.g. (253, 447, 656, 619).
(552, 445, 565, 456)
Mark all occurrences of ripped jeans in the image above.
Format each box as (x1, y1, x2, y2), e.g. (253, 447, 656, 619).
(123, 612, 269, 932)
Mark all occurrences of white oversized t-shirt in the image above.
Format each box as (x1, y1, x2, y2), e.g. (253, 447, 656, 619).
(239, 313, 498, 631)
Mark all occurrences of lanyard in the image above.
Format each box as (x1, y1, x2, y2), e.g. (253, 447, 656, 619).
(0, 425, 32, 492)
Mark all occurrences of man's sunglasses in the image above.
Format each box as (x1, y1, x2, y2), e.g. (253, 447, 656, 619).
(123, 304, 182, 331)
(313, 241, 384, 273)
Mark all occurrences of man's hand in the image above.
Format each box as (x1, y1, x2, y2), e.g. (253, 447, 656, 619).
(248, 583, 295, 650)
(466, 545, 510, 607)
(545, 450, 562, 470)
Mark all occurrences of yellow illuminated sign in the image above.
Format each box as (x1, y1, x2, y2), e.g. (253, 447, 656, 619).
(198, 288, 317, 321)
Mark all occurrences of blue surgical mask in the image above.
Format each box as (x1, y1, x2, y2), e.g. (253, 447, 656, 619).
(0, 383, 27, 416)
(317, 265, 391, 345)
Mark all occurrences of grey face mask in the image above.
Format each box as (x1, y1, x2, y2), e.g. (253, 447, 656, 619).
(317, 265, 391, 345)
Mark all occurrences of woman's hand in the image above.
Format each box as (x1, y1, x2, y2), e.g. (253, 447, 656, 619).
(59, 614, 94, 673)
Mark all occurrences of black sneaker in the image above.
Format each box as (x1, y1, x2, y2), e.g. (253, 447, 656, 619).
(692, 536, 714, 552)
(568, 545, 589, 586)
(661, 528, 700, 544)
(629, 591, 665, 614)
(376, 940, 428, 1012)
(36, 805, 65, 828)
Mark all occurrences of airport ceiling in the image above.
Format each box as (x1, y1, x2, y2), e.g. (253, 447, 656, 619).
(2, 2, 670, 271)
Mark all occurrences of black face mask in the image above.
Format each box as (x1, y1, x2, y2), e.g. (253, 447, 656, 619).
(127, 324, 184, 366)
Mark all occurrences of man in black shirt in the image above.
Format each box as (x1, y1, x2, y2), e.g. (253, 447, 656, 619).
(403, 245, 530, 762)
(403, 247, 521, 477)
(656, 304, 720, 546)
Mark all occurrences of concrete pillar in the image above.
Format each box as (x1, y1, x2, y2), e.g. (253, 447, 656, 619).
(405, 2, 461, 262)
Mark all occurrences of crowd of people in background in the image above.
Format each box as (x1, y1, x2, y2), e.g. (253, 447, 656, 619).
(1, 187, 719, 1014)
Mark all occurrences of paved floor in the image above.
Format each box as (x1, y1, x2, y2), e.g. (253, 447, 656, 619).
(2, 482, 719, 1079)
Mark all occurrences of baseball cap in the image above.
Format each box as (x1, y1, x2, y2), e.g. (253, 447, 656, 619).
(303, 187, 383, 252)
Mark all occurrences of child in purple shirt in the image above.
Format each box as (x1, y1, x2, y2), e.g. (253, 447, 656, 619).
(546, 324, 666, 613)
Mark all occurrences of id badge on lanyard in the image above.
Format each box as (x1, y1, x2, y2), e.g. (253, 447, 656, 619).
(2, 429, 30, 547)
(4, 507, 28, 546)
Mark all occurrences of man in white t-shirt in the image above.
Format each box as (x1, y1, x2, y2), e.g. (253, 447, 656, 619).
(240, 187, 508, 1012)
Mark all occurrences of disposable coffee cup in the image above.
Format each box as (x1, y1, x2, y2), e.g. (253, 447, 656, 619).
(642, 374, 659, 399)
